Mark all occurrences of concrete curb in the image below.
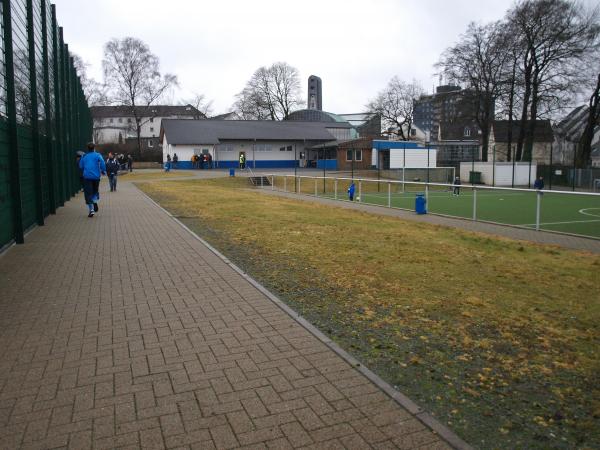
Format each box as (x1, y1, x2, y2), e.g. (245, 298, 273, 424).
(137, 186, 474, 450)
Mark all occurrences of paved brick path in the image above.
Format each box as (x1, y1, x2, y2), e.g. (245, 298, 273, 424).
(0, 180, 459, 449)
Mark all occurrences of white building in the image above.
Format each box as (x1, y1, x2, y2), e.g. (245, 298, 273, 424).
(160, 119, 353, 169)
(91, 105, 204, 150)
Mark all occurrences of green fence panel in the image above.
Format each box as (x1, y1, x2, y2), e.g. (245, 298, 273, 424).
(0, 0, 91, 249)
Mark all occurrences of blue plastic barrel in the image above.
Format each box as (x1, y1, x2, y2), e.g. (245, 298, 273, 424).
(415, 194, 427, 214)
(229, 168, 235, 177)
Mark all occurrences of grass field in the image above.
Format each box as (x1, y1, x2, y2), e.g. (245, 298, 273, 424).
(118, 170, 195, 182)
(273, 176, 600, 238)
(139, 177, 600, 449)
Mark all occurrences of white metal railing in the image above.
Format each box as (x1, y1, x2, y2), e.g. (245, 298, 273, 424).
(260, 173, 600, 238)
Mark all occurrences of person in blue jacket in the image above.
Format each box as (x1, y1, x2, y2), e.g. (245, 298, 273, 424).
(79, 142, 106, 217)
(347, 182, 356, 201)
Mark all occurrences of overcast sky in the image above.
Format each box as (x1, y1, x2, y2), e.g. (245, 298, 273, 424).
(51, 0, 552, 115)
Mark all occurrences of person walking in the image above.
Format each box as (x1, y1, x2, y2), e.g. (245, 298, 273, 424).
(453, 176, 461, 196)
(173, 153, 178, 169)
(79, 142, 106, 217)
(127, 154, 133, 172)
(347, 182, 356, 201)
(106, 152, 119, 192)
(207, 153, 213, 169)
(239, 153, 246, 169)
(534, 176, 544, 194)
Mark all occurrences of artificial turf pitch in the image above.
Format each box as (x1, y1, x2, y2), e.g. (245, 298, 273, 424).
(312, 185, 600, 239)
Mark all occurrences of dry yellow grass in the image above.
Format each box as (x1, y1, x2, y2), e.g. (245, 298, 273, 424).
(139, 177, 600, 449)
(119, 170, 194, 182)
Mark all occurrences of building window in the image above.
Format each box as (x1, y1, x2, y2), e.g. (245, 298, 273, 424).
(150, 118, 154, 123)
(411, 128, 417, 137)
(346, 150, 362, 161)
(286, 146, 292, 151)
(109, 118, 113, 123)
(148, 140, 154, 148)
(128, 118, 132, 123)
(118, 118, 122, 123)
(464, 127, 471, 137)
(280, 147, 286, 152)
(150, 127, 154, 132)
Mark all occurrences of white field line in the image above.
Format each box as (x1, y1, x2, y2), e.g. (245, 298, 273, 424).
(522, 219, 600, 227)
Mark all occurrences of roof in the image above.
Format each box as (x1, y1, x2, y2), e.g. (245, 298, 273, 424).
(209, 112, 239, 120)
(439, 122, 480, 141)
(492, 120, 554, 143)
(285, 109, 351, 124)
(91, 104, 204, 119)
(161, 120, 343, 145)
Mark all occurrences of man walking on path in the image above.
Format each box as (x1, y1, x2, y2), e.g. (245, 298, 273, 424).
(127, 154, 133, 172)
(106, 152, 119, 192)
(173, 153, 178, 169)
(79, 143, 106, 217)
(239, 153, 246, 169)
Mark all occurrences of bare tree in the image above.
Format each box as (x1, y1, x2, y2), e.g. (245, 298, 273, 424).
(507, 0, 600, 161)
(181, 92, 213, 117)
(578, 73, 600, 166)
(72, 54, 109, 106)
(233, 62, 304, 120)
(366, 77, 424, 141)
(438, 21, 512, 160)
(102, 37, 178, 152)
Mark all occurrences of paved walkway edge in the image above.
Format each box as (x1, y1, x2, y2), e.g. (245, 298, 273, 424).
(138, 186, 474, 450)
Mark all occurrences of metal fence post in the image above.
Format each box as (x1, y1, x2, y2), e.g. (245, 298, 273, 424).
(271, 175, 274, 190)
(536, 191, 542, 231)
(472, 187, 477, 221)
(41, 0, 56, 214)
(314, 177, 317, 197)
(298, 176, 301, 194)
(52, 10, 64, 206)
(2, 0, 25, 244)
(388, 182, 391, 208)
(284, 176, 287, 192)
(334, 179, 338, 200)
(358, 181, 362, 202)
(27, 0, 45, 226)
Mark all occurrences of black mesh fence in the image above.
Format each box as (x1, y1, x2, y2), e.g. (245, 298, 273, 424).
(0, 0, 91, 249)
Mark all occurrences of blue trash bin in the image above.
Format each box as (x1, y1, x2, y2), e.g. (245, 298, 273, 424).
(229, 168, 235, 177)
(415, 194, 427, 214)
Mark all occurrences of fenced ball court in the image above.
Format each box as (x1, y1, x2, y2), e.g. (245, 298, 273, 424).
(265, 174, 600, 239)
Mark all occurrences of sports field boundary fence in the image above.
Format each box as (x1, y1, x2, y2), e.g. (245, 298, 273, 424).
(0, 0, 91, 250)
(263, 174, 600, 240)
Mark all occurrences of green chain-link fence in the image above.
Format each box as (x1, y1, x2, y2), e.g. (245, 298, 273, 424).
(0, 0, 91, 249)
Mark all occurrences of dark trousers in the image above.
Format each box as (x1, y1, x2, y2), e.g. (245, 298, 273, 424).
(83, 179, 100, 205)
(109, 174, 117, 191)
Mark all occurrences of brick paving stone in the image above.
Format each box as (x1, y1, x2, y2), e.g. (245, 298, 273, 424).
(0, 178, 465, 449)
